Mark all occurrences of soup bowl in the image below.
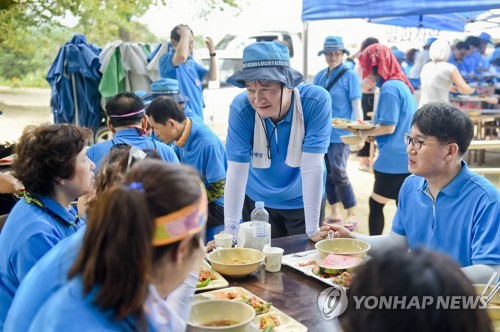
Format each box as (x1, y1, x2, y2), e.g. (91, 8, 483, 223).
(207, 248, 265, 277)
(315, 238, 371, 260)
(188, 300, 255, 331)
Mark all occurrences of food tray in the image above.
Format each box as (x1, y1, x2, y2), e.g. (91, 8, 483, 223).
(332, 119, 375, 130)
(332, 118, 351, 129)
(196, 260, 229, 292)
(282, 250, 349, 288)
(190, 287, 308, 331)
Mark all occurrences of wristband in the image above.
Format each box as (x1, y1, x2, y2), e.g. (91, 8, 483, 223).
(209, 52, 216, 57)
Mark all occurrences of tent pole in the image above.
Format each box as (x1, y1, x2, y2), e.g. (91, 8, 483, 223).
(70, 74, 79, 127)
(303, 21, 309, 81)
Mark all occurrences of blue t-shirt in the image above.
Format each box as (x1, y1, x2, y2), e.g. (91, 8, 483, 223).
(4, 228, 85, 332)
(392, 162, 500, 267)
(373, 80, 416, 174)
(0, 196, 85, 329)
(174, 120, 227, 207)
(159, 51, 208, 120)
(87, 128, 179, 167)
(226, 84, 331, 209)
(314, 64, 361, 143)
(448, 53, 467, 75)
(29, 277, 159, 331)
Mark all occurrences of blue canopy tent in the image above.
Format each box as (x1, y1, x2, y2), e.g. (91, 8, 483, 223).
(301, 0, 500, 77)
(46, 34, 103, 132)
(369, 11, 486, 32)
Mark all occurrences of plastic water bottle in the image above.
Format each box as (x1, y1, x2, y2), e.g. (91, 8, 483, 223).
(251, 201, 270, 251)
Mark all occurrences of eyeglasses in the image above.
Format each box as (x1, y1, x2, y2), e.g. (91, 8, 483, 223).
(403, 133, 450, 150)
(325, 50, 344, 57)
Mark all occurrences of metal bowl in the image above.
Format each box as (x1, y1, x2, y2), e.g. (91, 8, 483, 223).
(207, 248, 265, 277)
(315, 238, 371, 260)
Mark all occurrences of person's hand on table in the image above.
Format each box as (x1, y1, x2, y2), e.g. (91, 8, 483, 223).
(325, 223, 355, 239)
(309, 222, 339, 242)
(206, 240, 216, 253)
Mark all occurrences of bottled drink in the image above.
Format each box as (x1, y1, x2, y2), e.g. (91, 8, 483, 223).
(251, 201, 270, 251)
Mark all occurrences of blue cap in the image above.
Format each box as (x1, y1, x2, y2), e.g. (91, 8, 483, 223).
(226, 41, 304, 89)
(392, 49, 406, 61)
(141, 78, 189, 106)
(424, 37, 438, 47)
(318, 36, 350, 56)
(479, 32, 493, 44)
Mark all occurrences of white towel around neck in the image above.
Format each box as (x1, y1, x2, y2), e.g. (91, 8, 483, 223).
(252, 87, 304, 168)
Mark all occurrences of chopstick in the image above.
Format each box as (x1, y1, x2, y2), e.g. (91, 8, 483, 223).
(483, 280, 500, 307)
(480, 272, 498, 298)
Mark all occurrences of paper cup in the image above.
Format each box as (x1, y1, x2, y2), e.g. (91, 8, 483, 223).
(214, 233, 233, 248)
(263, 247, 284, 272)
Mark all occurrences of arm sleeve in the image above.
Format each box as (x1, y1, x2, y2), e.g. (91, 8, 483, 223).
(351, 99, 363, 121)
(165, 271, 198, 332)
(300, 152, 325, 238)
(223, 161, 249, 238)
(354, 231, 408, 253)
(461, 264, 500, 284)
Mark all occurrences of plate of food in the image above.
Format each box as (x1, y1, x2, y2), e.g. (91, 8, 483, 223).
(191, 287, 308, 331)
(282, 250, 364, 288)
(196, 260, 229, 292)
(332, 118, 351, 129)
(347, 119, 375, 130)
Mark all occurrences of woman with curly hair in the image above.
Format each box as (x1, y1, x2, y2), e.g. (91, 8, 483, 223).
(0, 124, 94, 329)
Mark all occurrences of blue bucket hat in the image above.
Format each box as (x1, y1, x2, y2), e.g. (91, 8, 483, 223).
(318, 36, 350, 56)
(226, 41, 304, 89)
(424, 37, 438, 47)
(479, 32, 493, 45)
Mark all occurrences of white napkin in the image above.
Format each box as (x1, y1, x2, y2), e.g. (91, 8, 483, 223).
(252, 87, 304, 168)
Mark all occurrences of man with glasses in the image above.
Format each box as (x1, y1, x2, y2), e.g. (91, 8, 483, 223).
(331, 102, 499, 283)
(223, 41, 332, 242)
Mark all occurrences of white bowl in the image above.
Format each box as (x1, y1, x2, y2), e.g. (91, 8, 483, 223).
(188, 300, 255, 331)
(340, 135, 364, 145)
(315, 238, 371, 260)
(207, 248, 265, 277)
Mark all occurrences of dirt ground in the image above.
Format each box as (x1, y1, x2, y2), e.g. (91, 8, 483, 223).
(2, 86, 498, 237)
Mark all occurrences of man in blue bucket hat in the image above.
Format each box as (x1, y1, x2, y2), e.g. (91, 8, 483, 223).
(224, 41, 332, 242)
(314, 36, 362, 231)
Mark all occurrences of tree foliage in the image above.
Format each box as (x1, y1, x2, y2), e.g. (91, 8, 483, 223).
(0, 0, 239, 83)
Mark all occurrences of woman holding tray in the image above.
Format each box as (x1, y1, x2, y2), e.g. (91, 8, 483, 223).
(356, 44, 417, 235)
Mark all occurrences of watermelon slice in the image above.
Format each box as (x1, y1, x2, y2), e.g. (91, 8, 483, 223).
(320, 253, 362, 273)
